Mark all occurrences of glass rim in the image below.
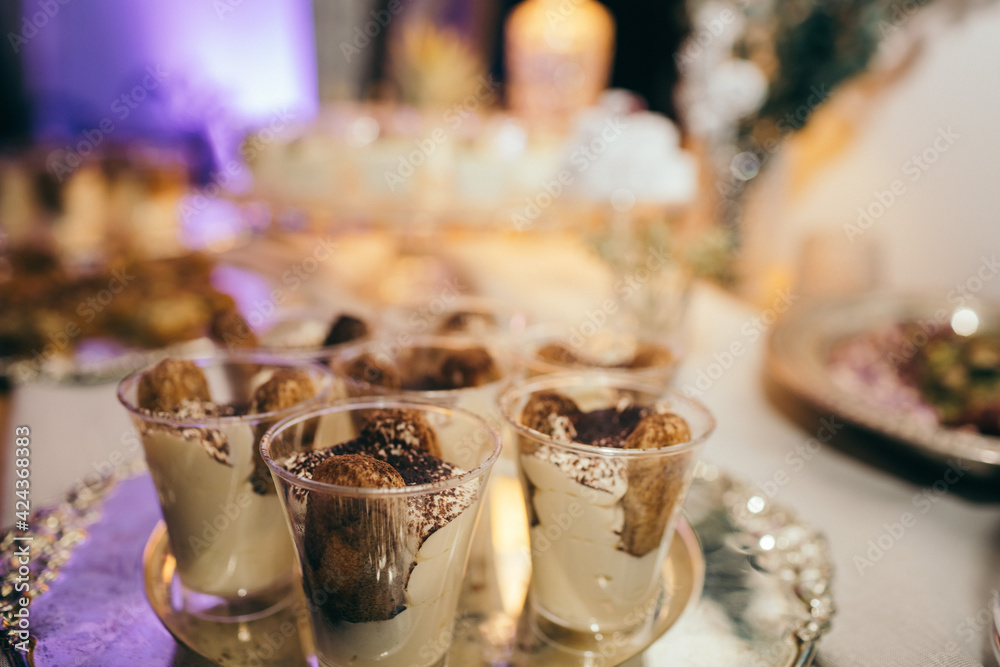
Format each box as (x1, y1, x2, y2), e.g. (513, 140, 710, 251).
(381, 295, 529, 330)
(383, 293, 519, 315)
(517, 323, 682, 371)
(249, 306, 375, 359)
(260, 398, 503, 498)
(331, 333, 516, 398)
(116, 351, 335, 428)
(499, 371, 715, 458)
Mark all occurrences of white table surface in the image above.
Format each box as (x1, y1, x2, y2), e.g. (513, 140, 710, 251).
(671, 284, 997, 667)
(4, 280, 998, 666)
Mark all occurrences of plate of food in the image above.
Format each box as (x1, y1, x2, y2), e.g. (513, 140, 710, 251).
(0, 246, 377, 385)
(0, 249, 241, 384)
(766, 293, 1000, 474)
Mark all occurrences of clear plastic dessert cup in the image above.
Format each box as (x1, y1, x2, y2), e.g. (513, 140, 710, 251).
(260, 400, 502, 667)
(330, 334, 516, 444)
(331, 333, 519, 626)
(499, 372, 714, 648)
(117, 353, 334, 621)
(211, 306, 374, 365)
(380, 295, 529, 343)
(518, 324, 682, 385)
(254, 307, 374, 359)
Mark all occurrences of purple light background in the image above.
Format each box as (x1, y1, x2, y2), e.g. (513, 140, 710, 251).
(19, 0, 318, 168)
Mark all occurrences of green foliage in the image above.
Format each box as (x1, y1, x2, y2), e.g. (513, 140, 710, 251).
(751, 0, 933, 133)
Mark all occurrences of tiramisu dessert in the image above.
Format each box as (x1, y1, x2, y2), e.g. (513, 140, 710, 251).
(525, 331, 677, 381)
(435, 309, 501, 336)
(334, 338, 512, 471)
(209, 308, 371, 353)
(534, 340, 674, 371)
(382, 296, 525, 342)
(268, 407, 493, 667)
(504, 379, 708, 636)
(339, 344, 501, 393)
(119, 357, 329, 611)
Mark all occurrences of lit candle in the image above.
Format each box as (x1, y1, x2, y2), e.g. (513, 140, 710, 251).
(505, 0, 615, 132)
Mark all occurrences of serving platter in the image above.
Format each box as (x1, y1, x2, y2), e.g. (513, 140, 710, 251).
(141, 465, 834, 666)
(767, 293, 1000, 476)
(0, 260, 305, 387)
(142, 518, 700, 666)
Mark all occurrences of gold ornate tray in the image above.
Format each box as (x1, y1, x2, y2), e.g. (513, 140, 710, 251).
(141, 499, 704, 666)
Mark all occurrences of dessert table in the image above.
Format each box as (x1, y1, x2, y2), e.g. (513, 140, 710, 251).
(4, 283, 998, 667)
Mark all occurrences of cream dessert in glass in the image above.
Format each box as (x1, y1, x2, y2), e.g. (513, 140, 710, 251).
(330, 333, 515, 440)
(209, 305, 373, 358)
(332, 332, 519, 623)
(381, 295, 529, 343)
(520, 324, 680, 384)
(500, 372, 714, 645)
(117, 353, 334, 620)
(261, 400, 501, 667)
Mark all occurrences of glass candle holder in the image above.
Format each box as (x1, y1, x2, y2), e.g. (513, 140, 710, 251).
(260, 400, 502, 667)
(500, 372, 714, 647)
(117, 353, 334, 621)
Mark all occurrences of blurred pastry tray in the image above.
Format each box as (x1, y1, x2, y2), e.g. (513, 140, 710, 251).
(767, 293, 1000, 476)
(142, 465, 834, 666)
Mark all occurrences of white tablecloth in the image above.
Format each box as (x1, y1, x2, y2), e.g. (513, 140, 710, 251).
(671, 285, 995, 667)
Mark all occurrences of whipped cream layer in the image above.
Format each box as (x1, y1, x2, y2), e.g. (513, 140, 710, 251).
(139, 408, 294, 599)
(517, 399, 671, 633)
(520, 450, 662, 632)
(309, 507, 477, 667)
